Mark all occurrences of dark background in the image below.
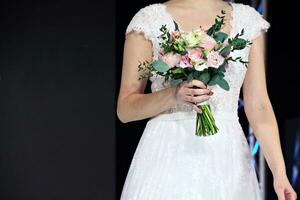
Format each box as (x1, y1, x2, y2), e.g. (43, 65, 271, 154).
(116, 0, 300, 200)
(0, 0, 299, 199)
(0, 0, 115, 200)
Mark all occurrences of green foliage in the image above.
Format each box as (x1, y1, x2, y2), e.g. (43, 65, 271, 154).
(171, 67, 185, 74)
(217, 77, 230, 91)
(227, 56, 249, 67)
(220, 45, 232, 57)
(158, 25, 173, 53)
(159, 24, 170, 42)
(173, 39, 186, 53)
(152, 60, 169, 73)
(217, 63, 227, 73)
(170, 79, 183, 87)
(196, 71, 210, 84)
(208, 74, 229, 91)
(214, 32, 228, 43)
(207, 10, 226, 36)
(139, 11, 252, 93)
(228, 29, 252, 51)
(173, 20, 180, 31)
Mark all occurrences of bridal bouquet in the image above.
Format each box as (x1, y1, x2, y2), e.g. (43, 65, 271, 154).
(138, 11, 251, 136)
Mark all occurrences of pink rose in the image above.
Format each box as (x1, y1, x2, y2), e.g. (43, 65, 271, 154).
(200, 35, 217, 51)
(161, 52, 181, 68)
(179, 55, 193, 68)
(187, 48, 202, 63)
(206, 51, 225, 68)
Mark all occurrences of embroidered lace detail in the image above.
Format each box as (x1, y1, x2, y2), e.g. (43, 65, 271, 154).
(233, 3, 270, 41)
(125, 7, 153, 41)
(124, 3, 270, 115)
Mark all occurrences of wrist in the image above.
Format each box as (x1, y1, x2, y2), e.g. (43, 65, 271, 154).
(272, 166, 287, 179)
(167, 87, 178, 108)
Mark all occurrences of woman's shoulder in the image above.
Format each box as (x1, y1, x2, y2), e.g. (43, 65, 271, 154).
(232, 2, 267, 21)
(125, 3, 165, 39)
(129, 3, 163, 20)
(232, 2, 258, 13)
(231, 2, 270, 41)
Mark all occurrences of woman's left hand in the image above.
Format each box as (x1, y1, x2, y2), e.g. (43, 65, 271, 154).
(274, 174, 297, 200)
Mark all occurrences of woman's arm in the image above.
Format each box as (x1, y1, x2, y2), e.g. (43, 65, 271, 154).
(117, 32, 177, 123)
(243, 34, 297, 200)
(117, 31, 210, 123)
(243, 33, 285, 179)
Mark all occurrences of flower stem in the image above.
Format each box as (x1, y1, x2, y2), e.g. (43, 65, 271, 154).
(195, 104, 219, 136)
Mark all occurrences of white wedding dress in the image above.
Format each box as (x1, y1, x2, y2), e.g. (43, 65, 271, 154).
(120, 2, 270, 200)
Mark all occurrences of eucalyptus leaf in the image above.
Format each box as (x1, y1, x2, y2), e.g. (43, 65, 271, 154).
(152, 60, 169, 73)
(218, 63, 226, 73)
(220, 45, 232, 57)
(217, 77, 230, 91)
(187, 73, 194, 82)
(214, 32, 228, 43)
(172, 67, 184, 74)
(232, 38, 247, 50)
(173, 20, 180, 31)
(170, 79, 183, 88)
(196, 72, 210, 84)
(208, 74, 219, 86)
(207, 27, 214, 36)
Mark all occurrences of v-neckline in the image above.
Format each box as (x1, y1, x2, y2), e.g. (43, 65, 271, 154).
(160, 2, 235, 38)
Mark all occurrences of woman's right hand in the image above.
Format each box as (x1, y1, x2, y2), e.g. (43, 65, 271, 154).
(174, 80, 213, 113)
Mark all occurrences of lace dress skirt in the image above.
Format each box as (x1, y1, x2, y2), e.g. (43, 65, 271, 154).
(120, 109, 261, 200)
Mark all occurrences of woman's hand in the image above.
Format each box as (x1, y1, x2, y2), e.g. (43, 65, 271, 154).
(274, 174, 297, 200)
(174, 79, 213, 114)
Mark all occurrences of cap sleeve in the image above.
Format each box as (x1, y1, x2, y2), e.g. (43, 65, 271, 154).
(247, 6, 270, 41)
(125, 7, 153, 41)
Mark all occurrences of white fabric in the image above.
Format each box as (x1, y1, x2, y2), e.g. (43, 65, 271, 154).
(121, 3, 270, 200)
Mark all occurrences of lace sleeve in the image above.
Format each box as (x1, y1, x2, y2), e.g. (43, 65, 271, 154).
(125, 7, 153, 41)
(246, 6, 270, 41)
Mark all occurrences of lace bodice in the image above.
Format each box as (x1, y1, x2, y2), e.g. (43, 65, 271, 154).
(125, 3, 270, 115)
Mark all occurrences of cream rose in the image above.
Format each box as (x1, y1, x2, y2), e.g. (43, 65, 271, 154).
(183, 32, 201, 48)
(206, 51, 225, 68)
(195, 60, 209, 71)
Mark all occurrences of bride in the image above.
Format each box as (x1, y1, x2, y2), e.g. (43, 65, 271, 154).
(117, 0, 297, 199)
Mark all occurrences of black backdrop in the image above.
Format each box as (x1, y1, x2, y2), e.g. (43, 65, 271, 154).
(0, 1, 115, 200)
(0, 0, 299, 199)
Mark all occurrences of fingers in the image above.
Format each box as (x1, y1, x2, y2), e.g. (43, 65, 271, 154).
(285, 188, 297, 200)
(183, 94, 211, 104)
(184, 101, 202, 114)
(185, 80, 207, 89)
(175, 80, 213, 106)
(274, 177, 297, 200)
(186, 88, 212, 96)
